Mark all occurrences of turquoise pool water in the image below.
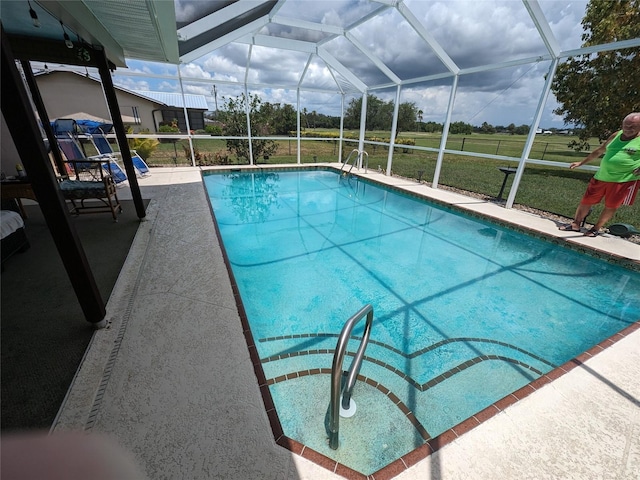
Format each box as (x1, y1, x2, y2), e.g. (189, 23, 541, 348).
(204, 169, 640, 475)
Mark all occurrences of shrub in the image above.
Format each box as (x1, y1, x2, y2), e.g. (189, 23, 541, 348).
(183, 144, 206, 165)
(182, 145, 230, 166)
(205, 124, 223, 135)
(158, 119, 180, 133)
(214, 151, 230, 165)
(126, 127, 159, 160)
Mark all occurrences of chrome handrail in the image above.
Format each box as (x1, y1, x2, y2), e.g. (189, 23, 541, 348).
(339, 149, 360, 175)
(339, 149, 369, 176)
(328, 304, 374, 450)
(359, 150, 369, 173)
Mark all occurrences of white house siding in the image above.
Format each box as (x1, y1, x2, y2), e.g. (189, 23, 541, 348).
(35, 71, 160, 132)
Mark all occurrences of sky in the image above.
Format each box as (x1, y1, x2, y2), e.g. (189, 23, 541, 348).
(110, 0, 593, 129)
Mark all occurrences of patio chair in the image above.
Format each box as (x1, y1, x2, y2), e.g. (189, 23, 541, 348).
(90, 129, 151, 177)
(56, 133, 128, 185)
(52, 118, 79, 136)
(54, 134, 123, 221)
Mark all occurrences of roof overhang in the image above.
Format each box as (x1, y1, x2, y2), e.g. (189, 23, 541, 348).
(0, 0, 179, 67)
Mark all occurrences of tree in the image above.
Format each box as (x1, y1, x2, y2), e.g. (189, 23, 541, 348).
(551, 0, 640, 149)
(423, 121, 443, 133)
(397, 101, 418, 133)
(449, 121, 473, 134)
(344, 94, 418, 132)
(221, 93, 278, 163)
(480, 122, 496, 134)
(312, 112, 340, 129)
(263, 102, 297, 135)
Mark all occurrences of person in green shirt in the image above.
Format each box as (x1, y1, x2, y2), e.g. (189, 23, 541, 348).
(559, 112, 640, 237)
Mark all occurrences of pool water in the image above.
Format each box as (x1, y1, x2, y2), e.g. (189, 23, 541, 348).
(204, 169, 640, 475)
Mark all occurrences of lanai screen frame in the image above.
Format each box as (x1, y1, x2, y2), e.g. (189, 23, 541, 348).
(106, 0, 640, 208)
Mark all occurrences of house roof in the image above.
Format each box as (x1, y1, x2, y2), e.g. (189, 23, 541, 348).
(136, 91, 209, 110)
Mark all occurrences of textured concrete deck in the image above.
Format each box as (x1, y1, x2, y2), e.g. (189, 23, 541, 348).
(54, 166, 640, 479)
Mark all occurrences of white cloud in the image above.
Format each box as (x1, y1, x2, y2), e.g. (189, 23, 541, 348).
(401, 85, 452, 122)
(157, 81, 179, 92)
(539, 0, 588, 51)
(410, 0, 548, 68)
(113, 77, 151, 92)
(301, 61, 341, 90)
(118, 0, 597, 126)
(202, 45, 248, 81)
(183, 84, 211, 96)
(180, 63, 212, 79)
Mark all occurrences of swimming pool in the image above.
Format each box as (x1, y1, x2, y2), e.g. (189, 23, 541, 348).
(203, 168, 640, 476)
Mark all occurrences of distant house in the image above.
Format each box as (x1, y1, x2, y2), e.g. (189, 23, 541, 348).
(136, 91, 208, 132)
(34, 70, 207, 133)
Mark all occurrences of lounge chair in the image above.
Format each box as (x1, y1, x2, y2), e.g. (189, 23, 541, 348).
(56, 133, 128, 185)
(90, 129, 151, 177)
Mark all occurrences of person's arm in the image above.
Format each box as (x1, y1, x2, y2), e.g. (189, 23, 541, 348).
(568, 132, 617, 169)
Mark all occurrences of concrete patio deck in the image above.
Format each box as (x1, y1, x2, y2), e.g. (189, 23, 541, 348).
(53, 166, 639, 479)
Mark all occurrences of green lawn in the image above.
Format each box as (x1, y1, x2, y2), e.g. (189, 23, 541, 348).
(136, 132, 639, 227)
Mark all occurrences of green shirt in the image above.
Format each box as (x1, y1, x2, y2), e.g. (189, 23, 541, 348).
(594, 131, 640, 183)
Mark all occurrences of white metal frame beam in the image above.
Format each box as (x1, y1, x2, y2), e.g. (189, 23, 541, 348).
(506, 58, 559, 208)
(318, 47, 368, 92)
(249, 34, 317, 53)
(523, 0, 561, 58)
(179, 16, 270, 63)
(271, 15, 344, 36)
(177, 1, 265, 41)
(561, 37, 640, 58)
(396, 1, 459, 75)
(345, 31, 401, 85)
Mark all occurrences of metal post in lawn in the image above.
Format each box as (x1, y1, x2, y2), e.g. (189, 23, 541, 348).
(173, 140, 178, 166)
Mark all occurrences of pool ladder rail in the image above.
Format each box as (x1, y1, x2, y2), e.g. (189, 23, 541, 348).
(328, 304, 374, 450)
(339, 149, 369, 177)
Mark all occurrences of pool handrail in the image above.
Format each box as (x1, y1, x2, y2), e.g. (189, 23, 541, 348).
(339, 149, 369, 176)
(328, 303, 374, 450)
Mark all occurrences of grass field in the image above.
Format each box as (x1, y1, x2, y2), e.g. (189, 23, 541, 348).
(131, 131, 639, 227)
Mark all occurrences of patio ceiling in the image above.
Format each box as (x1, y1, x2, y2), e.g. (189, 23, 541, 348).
(0, 0, 179, 66)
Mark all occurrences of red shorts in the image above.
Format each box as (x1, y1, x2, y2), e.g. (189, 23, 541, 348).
(580, 178, 639, 208)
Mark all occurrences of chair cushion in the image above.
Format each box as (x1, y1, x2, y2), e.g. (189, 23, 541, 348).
(60, 180, 108, 199)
